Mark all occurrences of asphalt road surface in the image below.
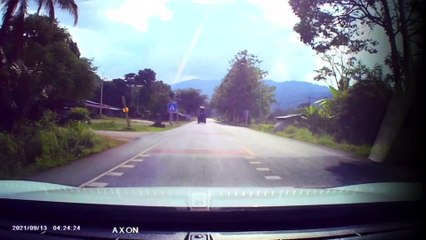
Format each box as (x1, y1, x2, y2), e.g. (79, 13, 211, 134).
(28, 119, 417, 188)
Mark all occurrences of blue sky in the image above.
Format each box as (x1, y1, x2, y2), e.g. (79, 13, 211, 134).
(49, 0, 388, 86)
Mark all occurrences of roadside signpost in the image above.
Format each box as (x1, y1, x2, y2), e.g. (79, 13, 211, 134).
(168, 103, 177, 113)
(244, 110, 249, 125)
(168, 102, 178, 125)
(122, 96, 131, 129)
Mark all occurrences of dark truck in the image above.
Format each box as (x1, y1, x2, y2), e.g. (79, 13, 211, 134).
(197, 106, 206, 124)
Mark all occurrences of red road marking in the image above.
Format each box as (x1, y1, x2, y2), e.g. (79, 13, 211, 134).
(150, 148, 246, 156)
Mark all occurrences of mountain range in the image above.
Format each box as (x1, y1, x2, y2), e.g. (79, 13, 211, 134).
(171, 79, 332, 110)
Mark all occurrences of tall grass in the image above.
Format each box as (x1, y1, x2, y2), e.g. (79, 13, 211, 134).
(0, 115, 123, 179)
(254, 124, 372, 156)
(250, 123, 275, 133)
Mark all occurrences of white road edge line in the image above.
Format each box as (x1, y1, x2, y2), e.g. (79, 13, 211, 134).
(78, 138, 168, 188)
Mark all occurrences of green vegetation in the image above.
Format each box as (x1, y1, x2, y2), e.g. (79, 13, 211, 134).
(288, 0, 421, 165)
(0, 10, 184, 178)
(289, 0, 421, 94)
(250, 123, 275, 133)
(175, 88, 208, 115)
(0, 112, 124, 179)
(251, 124, 371, 157)
(64, 107, 91, 123)
(0, 15, 98, 131)
(90, 117, 186, 132)
(299, 80, 392, 145)
(91, 70, 174, 119)
(211, 50, 276, 124)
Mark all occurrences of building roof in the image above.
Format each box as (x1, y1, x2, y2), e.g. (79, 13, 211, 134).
(84, 100, 121, 111)
(275, 113, 307, 120)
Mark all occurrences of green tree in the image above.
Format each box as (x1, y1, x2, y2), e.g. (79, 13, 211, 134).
(303, 64, 392, 144)
(0, 0, 78, 64)
(110, 70, 174, 119)
(0, 15, 97, 130)
(124, 68, 157, 116)
(91, 78, 131, 109)
(254, 83, 276, 121)
(314, 48, 390, 92)
(313, 47, 357, 92)
(148, 80, 173, 117)
(334, 80, 392, 145)
(211, 50, 275, 123)
(289, 0, 423, 94)
(174, 88, 207, 116)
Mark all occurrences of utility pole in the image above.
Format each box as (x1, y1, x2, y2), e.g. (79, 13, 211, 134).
(122, 96, 131, 129)
(99, 77, 104, 117)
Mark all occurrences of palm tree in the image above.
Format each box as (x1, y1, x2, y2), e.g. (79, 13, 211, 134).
(0, 0, 78, 64)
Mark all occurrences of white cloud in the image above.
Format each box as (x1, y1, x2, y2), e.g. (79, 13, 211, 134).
(104, 0, 173, 32)
(193, 0, 235, 4)
(268, 61, 289, 81)
(66, 26, 107, 58)
(180, 74, 204, 81)
(248, 0, 298, 28)
(65, 25, 138, 78)
(288, 31, 302, 45)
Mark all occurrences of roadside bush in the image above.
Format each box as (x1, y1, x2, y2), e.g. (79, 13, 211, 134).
(0, 133, 22, 177)
(66, 122, 96, 152)
(332, 81, 392, 145)
(0, 132, 19, 159)
(152, 121, 166, 128)
(279, 125, 313, 142)
(35, 122, 97, 168)
(63, 107, 91, 124)
(36, 126, 70, 168)
(0, 111, 100, 177)
(252, 124, 274, 133)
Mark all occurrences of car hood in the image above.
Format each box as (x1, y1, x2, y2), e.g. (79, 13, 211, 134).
(0, 181, 421, 208)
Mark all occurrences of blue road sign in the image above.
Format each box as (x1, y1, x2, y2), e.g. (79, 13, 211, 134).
(168, 103, 177, 113)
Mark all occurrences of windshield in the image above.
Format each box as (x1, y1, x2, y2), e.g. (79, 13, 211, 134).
(0, 0, 422, 208)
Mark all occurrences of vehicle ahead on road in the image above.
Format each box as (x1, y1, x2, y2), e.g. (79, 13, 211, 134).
(197, 106, 206, 124)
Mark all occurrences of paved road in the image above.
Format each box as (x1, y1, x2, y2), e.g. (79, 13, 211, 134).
(28, 119, 417, 188)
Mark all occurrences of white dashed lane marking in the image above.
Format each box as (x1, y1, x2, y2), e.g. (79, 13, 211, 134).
(130, 159, 144, 162)
(249, 161, 261, 164)
(79, 139, 167, 188)
(244, 150, 282, 180)
(120, 164, 135, 168)
(265, 176, 282, 180)
(256, 167, 271, 171)
(106, 172, 123, 176)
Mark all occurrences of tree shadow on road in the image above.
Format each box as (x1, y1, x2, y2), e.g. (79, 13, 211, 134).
(324, 160, 420, 187)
